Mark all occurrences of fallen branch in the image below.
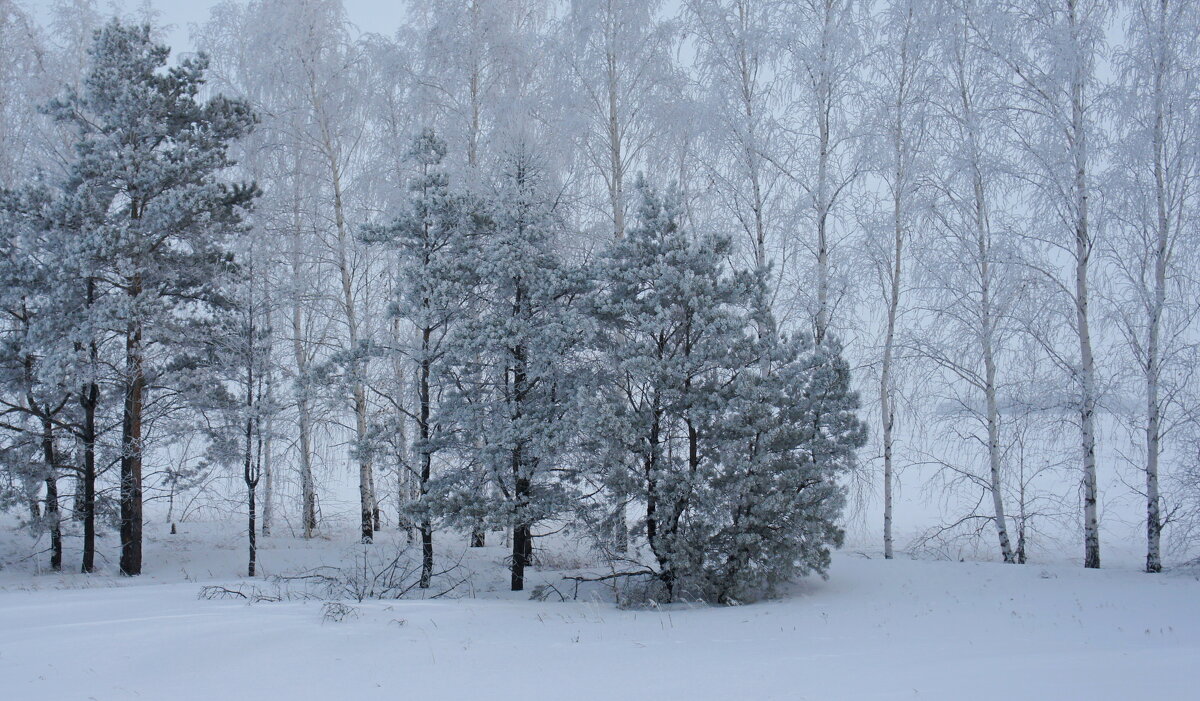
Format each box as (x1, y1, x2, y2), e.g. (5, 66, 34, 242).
(561, 569, 657, 584)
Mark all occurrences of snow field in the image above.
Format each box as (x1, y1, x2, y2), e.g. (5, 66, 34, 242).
(0, 524, 1196, 700)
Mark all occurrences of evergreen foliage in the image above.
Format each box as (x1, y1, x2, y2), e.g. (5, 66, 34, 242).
(1, 19, 257, 574)
(362, 129, 476, 587)
(0, 13, 873, 599)
(591, 177, 866, 602)
(434, 147, 592, 591)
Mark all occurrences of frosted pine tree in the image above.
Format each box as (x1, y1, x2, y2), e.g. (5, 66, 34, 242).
(592, 176, 754, 601)
(363, 129, 474, 588)
(44, 20, 257, 574)
(0, 166, 117, 574)
(436, 147, 590, 592)
(705, 326, 866, 603)
(593, 177, 865, 602)
(0, 185, 77, 573)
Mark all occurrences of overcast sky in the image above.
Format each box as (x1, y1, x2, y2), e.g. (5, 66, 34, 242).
(30, 0, 411, 55)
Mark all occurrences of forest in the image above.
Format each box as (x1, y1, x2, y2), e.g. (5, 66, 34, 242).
(3, 1, 1200, 698)
(1, 0, 1199, 605)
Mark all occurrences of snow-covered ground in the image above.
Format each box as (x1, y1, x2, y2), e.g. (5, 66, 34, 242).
(0, 524, 1196, 700)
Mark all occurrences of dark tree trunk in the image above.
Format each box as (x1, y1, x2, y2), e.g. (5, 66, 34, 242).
(420, 519, 433, 589)
(510, 518, 531, 592)
(80, 379, 98, 573)
(40, 415, 62, 572)
(43, 477, 61, 572)
(119, 343, 145, 576)
(509, 331, 531, 592)
(247, 484, 257, 577)
(513, 472, 534, 588)
(360, 495, 374, 544)
(244, 313, 261, 577)
(418, 332, 434, 589)
(120, 280, 145, 576)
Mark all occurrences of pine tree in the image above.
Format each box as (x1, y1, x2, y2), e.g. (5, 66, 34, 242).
(593, 177, 866, 602)
(0, 185, 75, 573)
(1, 172, 117, 573)
(363, 129, 474, 588)
(705, 329, 866, 602)
(45, 20, 256, 575)
(593, 176, 756, 600)
(435, 147, 590, 591)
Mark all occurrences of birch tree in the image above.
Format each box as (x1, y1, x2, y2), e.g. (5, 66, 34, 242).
(411, 0, 551, 180)
(294, 3, 379, 543)
(780, 0, 866, 341)
(196, 0, 333, 539)
(1107, 0, 1200, 573)
(982, 0, 1113, 568)
(684, 0, 788, 275)
(865, 0, 935, 560)
(560, 0, 678, 241)
(908, 0, 1034, 564)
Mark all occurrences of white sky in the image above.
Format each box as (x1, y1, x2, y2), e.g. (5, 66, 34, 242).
(28, 0, 412, 56)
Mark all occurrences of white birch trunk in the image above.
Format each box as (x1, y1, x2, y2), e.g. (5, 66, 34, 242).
(1142, 0, 1173, 574)
(1066, 0, 1101, 570)
(289, 185, 318, 539)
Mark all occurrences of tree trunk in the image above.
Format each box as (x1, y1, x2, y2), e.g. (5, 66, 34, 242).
(290, 184, 318, 539)
(1017, 456, 1028, 565)
(389, 316, 412, 539)
(80, 376, 98, 573)
(978, 180, 1014, 564)
(510, 519, 529, 592)
(119, 274, 145, 577)
(261, 312, 274, 539)
(1144, 2, 1169, 574)
(812, 6, 835, 344)
(418, 333, 433, 589)
(1068, 0, 1100, 569)
(261, 427, 273, 538)
(310, 73, 375, 545)
(245, 413, 258, 578)
(356, 385, 374, 544)
(644, 400, 665, 592)
(247, 483, 257, 577)
(958, 44, 1015, 564)
(80, 274, 99, 573)
(245, 326, 260, 577)
(332, 157, 374, 546)
(40, 416, 61, 572)
(606, 20, 625, 242)
(881, 188, 903, 560)
(467, 0, 482, 176)
(983, 343, 1015, 563)
(511, 472, 532, 592)
(509, 333, 533, 593)
(605, 33, 631, 537)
